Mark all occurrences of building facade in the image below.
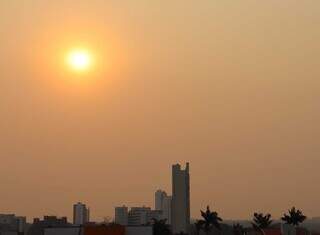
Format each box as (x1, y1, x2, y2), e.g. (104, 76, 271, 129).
(28, 216, 71, 235)
(155, 190, 166, 211)
(73, 202, 90, 225)
(154, 190, 171, 224)
(0, 214, 26, 233)
(128, 207, 150, 226)
(116, 207, 162, 226)
(162, 195, 172, 224)
(146, 210, 162, 223)
(44, 224, 125, 235)
(171, 163, 190, 234)
(115, 206, 128, 226)
(44, 227, 80, 235)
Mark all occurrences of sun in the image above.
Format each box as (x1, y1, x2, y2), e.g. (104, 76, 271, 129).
(66, 49, 92, 72)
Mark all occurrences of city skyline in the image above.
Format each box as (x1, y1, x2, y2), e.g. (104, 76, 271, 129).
(0, 162, 319, 224)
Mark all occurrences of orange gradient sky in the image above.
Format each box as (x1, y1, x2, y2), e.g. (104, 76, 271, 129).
(0, 1, 320, 221)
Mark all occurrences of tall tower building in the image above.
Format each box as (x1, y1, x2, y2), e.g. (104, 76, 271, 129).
(171, 163, 190, 234)
(73, 202, 90, 225)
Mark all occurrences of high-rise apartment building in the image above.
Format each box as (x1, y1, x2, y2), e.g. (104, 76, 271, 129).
(115, 206, 128, 225)
(171, 163, 190, 234)
(154, 190, 172, 224)
(155, 190, 165, 211)
(73, 202, 90, 225)
(162, 195, 172, 224)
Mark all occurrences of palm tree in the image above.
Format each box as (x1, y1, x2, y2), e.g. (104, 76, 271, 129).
(252, 213, 273, 230)
(233, 223, 246, 235)
(198, 206, 223, 234)
(281, 207, 306, 227)
(152, 218, 171, 235)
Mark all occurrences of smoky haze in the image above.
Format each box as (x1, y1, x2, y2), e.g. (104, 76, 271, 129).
(0, 1, 319, 221)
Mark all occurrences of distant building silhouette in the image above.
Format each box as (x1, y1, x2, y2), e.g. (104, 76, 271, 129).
(171, 162, 190, 234)
(114, 206, 162, 226)
(44, 227, 80, 235)
(28, 216, 71, 235)
(155, 190, 165, 211)
(73, 202, 90, 225)
(115, 206, 128, 226)
(128, 207, 151, 226)
(43, 223, 125, 235)
(154, 190, 172, 224)
(162, 195, 172, 224)
(0, 214, 26, 233)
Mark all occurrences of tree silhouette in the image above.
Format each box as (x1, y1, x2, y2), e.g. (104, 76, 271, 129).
(197, 206, 223, 234)
(152, 218, 171, 235)
(252, 213, 272, 230)
(233, 223, 246, 235)
(195, 220, 204, 235)
(281, 207, 306, 227)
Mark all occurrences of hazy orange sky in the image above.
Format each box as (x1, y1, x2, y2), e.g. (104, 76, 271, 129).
(1, 1, 320, 222)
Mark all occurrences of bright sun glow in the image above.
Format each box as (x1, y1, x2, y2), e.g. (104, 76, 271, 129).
(66, 49, 92, 72)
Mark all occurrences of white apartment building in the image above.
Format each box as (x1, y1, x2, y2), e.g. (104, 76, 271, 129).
(73, 202, 90, 225)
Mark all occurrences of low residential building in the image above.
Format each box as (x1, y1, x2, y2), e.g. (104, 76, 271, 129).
(44, 227, 80, 235)
(126, 206, 161, 226)
(128, 207, 150, 226)
(0, 214, 26, 233)
(43, 224, 126, 235)
(146, 210, 162, 222)
(125, 226, 152, 235)
(27, 216, 71, 235)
